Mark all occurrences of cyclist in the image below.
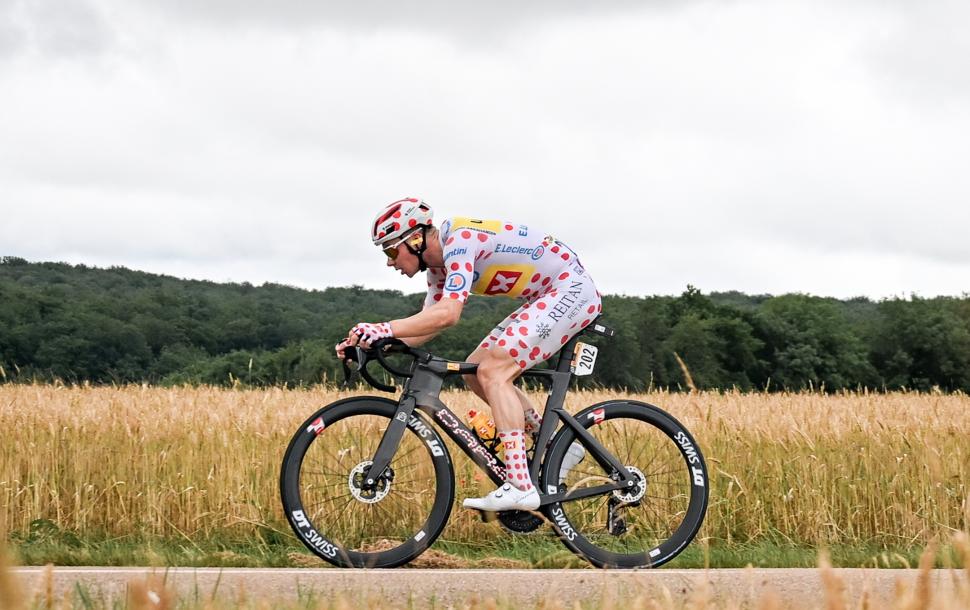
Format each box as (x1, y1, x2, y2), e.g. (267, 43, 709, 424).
(338, 198, 601, 511)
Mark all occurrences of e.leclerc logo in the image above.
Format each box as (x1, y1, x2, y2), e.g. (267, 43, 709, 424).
(531, 245, 545, 261)
(445, 273, 466, 291)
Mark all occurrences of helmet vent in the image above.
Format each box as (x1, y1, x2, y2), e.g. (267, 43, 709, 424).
(374, 203, 402, 234)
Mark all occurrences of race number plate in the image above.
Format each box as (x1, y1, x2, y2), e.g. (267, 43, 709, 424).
(571, 342, 598, 376)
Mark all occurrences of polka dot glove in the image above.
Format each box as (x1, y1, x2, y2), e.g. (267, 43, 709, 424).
(334, 338, 354, 360)
(350, 321, 394, 347)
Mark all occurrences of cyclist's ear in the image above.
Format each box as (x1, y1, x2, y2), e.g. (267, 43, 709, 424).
(406, 230, 425, 250)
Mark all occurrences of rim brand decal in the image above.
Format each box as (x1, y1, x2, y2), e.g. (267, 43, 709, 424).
(586, 408, 605, 424)
(675, 431, 701, 465)
(306, 417, 326, 435)
(551, 507, 577, 541)
(408, 416, 432, 438)
(291, 510, 338, 557)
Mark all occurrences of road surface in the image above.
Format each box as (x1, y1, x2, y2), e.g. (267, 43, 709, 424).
(12, 566, 964, 608)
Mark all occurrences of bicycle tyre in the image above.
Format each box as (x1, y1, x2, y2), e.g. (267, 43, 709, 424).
(540, 400, 708, 568)
(280, 397, 454, 568)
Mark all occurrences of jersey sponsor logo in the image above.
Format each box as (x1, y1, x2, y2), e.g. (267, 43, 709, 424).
(485, 271, 522, 295)
(445, 247, 467, 259)
(445, 273, 466, 291)
(518, 225, 528, 237)
(450, 217, 503, 235)
(472, 263, 534, 297)
(494, 243, 537, 257)
(531, 245, 545, 261)
(546, 280, 586, 322)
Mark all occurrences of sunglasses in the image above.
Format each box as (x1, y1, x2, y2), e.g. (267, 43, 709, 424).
(383, 230, 424, 260)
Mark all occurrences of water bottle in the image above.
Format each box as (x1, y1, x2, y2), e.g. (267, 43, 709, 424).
(467, 409, 496, 441)
(467, 409, 505, 460)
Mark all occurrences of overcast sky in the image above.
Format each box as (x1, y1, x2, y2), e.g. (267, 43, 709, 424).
(1, 0, 968, 299)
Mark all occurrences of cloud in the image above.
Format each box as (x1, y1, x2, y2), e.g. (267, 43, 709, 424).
(865, 0, 970, 106)
(0, 0, 115, 59)
(1, 0, 968, 299)
(138, 0, 678, 35)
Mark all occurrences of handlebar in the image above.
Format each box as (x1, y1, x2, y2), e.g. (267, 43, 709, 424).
(339, 338, 417, 393)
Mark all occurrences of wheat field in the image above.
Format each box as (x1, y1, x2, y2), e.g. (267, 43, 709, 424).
(0, 385, 967, 553)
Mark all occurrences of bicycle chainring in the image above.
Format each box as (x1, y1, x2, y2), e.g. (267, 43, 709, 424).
(497, 510, 544, 534)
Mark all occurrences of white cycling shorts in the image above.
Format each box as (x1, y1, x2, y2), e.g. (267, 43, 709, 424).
(479, 261, 602, 370)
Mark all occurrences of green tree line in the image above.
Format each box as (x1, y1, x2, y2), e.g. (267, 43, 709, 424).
(2, 256, 969, 391)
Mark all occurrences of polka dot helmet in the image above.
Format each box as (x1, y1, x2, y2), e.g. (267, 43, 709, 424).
(371, 198, 434, 247)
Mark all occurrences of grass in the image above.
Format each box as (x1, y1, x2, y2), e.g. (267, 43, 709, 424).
(7, 525, 967, 570)
(1, 533, 969, 609)
(1, 385, 968, 568)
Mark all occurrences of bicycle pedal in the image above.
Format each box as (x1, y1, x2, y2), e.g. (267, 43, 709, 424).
(474, 509, 498, 523)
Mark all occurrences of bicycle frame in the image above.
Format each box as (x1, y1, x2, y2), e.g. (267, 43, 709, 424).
(362, 330, 637, 508)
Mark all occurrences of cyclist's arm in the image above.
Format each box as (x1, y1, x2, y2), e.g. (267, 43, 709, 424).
(390, 299, 463, 339)
(398, 332, 437, 347)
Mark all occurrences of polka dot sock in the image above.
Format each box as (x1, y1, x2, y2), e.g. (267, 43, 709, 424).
(523, 408, 543, 437)
(498, 429, 533, 491)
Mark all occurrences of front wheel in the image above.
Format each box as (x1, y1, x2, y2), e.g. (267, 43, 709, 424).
(280, 397, 454, 568)
(540, 400, 708, 568)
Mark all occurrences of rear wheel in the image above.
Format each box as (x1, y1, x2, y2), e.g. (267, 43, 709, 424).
(540, 400, 708, 568)
(280, 397, 454, 567)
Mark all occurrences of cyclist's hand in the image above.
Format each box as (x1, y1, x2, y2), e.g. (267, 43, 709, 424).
(334, 338, 354, 361)
(349, 321, 394, 349)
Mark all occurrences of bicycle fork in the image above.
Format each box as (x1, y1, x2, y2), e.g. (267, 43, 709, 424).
(361, 395, 419, 490)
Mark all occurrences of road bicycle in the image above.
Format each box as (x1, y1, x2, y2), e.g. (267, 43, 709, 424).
(280, 319, 708, 568)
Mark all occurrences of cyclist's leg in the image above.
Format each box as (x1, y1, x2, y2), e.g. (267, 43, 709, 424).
(492, 264, 602, 481)
(461, 349, 540, 511)
(468, 348, 523, 424)
(463, 348, 535, 421)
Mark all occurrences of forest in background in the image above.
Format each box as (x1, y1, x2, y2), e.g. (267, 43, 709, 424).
(1, 256, 969, 392)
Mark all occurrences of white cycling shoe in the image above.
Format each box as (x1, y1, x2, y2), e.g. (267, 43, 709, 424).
(559, 442, 586, 484)
(462, 482, 540, 512)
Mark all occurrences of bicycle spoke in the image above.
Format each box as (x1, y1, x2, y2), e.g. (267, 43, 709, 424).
(547, 404, 707, 566)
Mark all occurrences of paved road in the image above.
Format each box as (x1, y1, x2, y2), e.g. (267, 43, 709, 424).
(12, 566, 964, 608)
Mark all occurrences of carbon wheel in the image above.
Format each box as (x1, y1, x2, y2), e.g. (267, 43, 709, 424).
(280, 397, 454, 568)
(540, 400, 708, 568)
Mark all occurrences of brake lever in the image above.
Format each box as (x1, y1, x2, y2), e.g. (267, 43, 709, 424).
(339, 346, 367, 388)
(351, 346, 366, 370)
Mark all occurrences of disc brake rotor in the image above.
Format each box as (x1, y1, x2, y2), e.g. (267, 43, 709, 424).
(612, 465, 646, 504)
(348, 460, 393, 504)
